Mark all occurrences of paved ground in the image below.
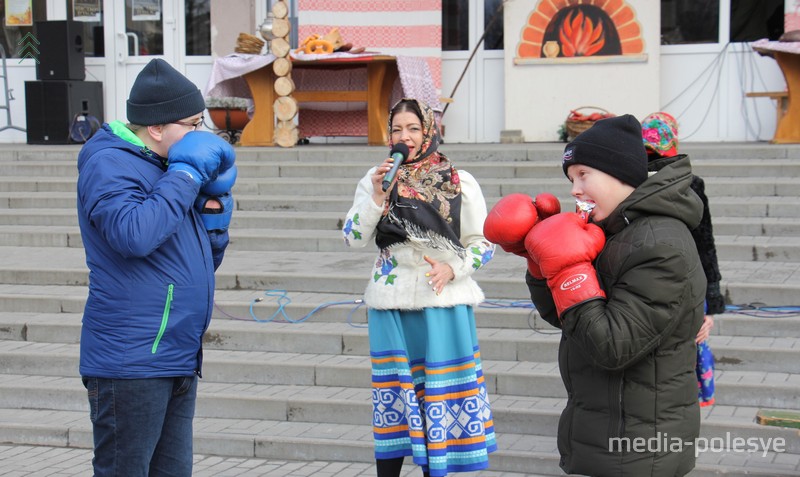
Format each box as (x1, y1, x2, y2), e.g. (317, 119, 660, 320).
(0, 445, 548, 477)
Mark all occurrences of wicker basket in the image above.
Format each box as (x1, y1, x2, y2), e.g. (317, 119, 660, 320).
(235, 33, 265, 54)
(565, 106, 612, 141)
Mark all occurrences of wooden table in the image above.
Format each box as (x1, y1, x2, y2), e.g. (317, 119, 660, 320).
(768, 52, 800, 143)
(752, 41, 800, 143)
(240, 55, 399, 146)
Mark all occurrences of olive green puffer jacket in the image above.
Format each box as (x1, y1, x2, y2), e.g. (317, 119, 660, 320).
(527, 155, 706, 477)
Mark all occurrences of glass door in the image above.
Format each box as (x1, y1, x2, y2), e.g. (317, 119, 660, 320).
(441, 0, 505, 143)
(110, 0, 175, 122)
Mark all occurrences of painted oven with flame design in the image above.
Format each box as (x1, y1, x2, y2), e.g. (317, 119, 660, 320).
(515, 0, 646, 63)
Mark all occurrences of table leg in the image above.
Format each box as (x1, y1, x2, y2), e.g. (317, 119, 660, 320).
(367, 62, 399, 146)
(241, 67, 275, 147)
(772, 52, 800, 144)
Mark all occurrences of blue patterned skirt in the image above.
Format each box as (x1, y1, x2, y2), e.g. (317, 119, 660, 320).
(368, 305, 496, 476)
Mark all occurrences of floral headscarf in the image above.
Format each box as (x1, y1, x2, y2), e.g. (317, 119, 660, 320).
(375, 99, 464, 256)
(641, 112, 679, 158)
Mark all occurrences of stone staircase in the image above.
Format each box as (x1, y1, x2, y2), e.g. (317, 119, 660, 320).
(0, 143, 798, 476)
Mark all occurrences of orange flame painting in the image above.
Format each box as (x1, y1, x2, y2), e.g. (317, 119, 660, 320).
(558, 10, 605, 57)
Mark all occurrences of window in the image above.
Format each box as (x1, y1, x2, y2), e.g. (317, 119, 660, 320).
(0, 0, 47, 59)
(124, 0, 163, 56)
(442, 0, 468, 51)
(185, 0, 210, 56)
(483, 0, 504, 50)
(660, 0, 719, 45)
(730, 0, 783, 42)
(68, 0, 104, 57)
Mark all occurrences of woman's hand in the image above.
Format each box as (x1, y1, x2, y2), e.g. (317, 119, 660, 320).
(371, 157, 394, 206)
(424, 255, 454, 295)
(695, 315, 714, 344)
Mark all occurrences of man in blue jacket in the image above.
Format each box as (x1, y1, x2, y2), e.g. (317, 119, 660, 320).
(77, 58, 236, 476)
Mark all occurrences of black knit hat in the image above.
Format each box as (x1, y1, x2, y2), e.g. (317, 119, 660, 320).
(562, 114, 648, 188)
(127, 59, 205, 126)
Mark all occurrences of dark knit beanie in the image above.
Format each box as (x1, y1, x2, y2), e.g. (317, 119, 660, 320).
(562, 114, 649, 188)
(127, 59, 205, 125)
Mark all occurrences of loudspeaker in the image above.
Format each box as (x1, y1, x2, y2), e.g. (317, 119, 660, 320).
(35, 20, 86, 80)
(25, 81, 104, 145)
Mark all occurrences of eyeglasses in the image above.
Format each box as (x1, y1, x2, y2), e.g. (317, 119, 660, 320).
(171, 116, 204, 130)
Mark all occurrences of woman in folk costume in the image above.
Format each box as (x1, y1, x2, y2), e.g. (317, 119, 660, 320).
(343, 98, 497, 477)
(642, 112, 722, 407)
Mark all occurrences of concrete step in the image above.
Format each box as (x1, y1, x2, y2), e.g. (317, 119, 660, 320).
(3, 304, 800, 345)
(0, 209, 76, 226)
(4, 190, 800, 217)
(6, 224, 800, 262)
(1, 374, 798, 438)
(2, 246, 800, 307)
(2, 336, 798, 411)
(0, 408, 795, 476)
(232, 230, 800, 263)
(2, 322, 798, 387)
(237, 193, 800, 219)
(2, 141, 798, 161)
(3, 281, 799, 342)
(0, 275, 786, 321)
(5, 209, 800, 243)
(713, 217, 800, 237)
(4, 149, 800, 174)
(0, 208, 350, 227)
(233, 230, 800, 262)
(0, 178, 77, 193)
(236, 176, 798, 199)
(9, 306, 800, 362)
(2, 173, 799, 201)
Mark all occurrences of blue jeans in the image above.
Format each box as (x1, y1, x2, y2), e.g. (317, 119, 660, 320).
(83, 376, 198, 477)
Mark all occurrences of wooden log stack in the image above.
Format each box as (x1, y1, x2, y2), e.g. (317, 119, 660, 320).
(270, 0, 298, 147)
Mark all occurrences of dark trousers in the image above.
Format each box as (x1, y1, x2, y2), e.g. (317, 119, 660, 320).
(84, 376, 197, 477)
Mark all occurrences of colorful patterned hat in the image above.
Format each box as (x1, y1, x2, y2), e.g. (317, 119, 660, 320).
(641, 112, 679, 158)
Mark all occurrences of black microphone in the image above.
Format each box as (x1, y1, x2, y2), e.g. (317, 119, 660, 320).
(381, 143, 410, 192)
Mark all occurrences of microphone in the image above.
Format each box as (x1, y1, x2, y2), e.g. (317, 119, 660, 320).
(381, 143, 409, 192)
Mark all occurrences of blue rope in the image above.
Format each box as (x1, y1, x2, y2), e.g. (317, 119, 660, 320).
(723, 304, 800, 318)
(480, 299, 535, 309)
(248, 289, 366, 326)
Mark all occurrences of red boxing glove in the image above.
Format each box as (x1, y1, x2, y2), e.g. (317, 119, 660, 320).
(484, 193, 539, 254)
(533, 192, 561, 220)
(485, 193, 562, 279)
(525, 213, 606, 316)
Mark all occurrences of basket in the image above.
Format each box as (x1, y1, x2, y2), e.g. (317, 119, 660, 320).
(565, 106, 613, 141)
(235, 33, 265, 54)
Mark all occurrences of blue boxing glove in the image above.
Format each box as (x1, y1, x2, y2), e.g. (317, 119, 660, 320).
(195, 192, 234, 233)
(201, 164, 237, 196)
(167, 131, 236, 187)
(195, 192, 233, 270)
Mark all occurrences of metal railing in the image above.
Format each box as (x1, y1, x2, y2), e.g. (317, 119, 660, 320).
(0, 44, 26, 133)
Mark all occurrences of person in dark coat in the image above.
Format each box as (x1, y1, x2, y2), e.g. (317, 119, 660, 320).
(642, 111, 723, 406)
(519, 115, 705, 476)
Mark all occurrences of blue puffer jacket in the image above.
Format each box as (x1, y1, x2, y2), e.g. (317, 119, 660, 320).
(77, 122, 219, 378)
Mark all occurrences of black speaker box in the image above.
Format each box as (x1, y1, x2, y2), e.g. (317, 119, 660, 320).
(25, 81, 104, 145)
(34, 20, 86, 80)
